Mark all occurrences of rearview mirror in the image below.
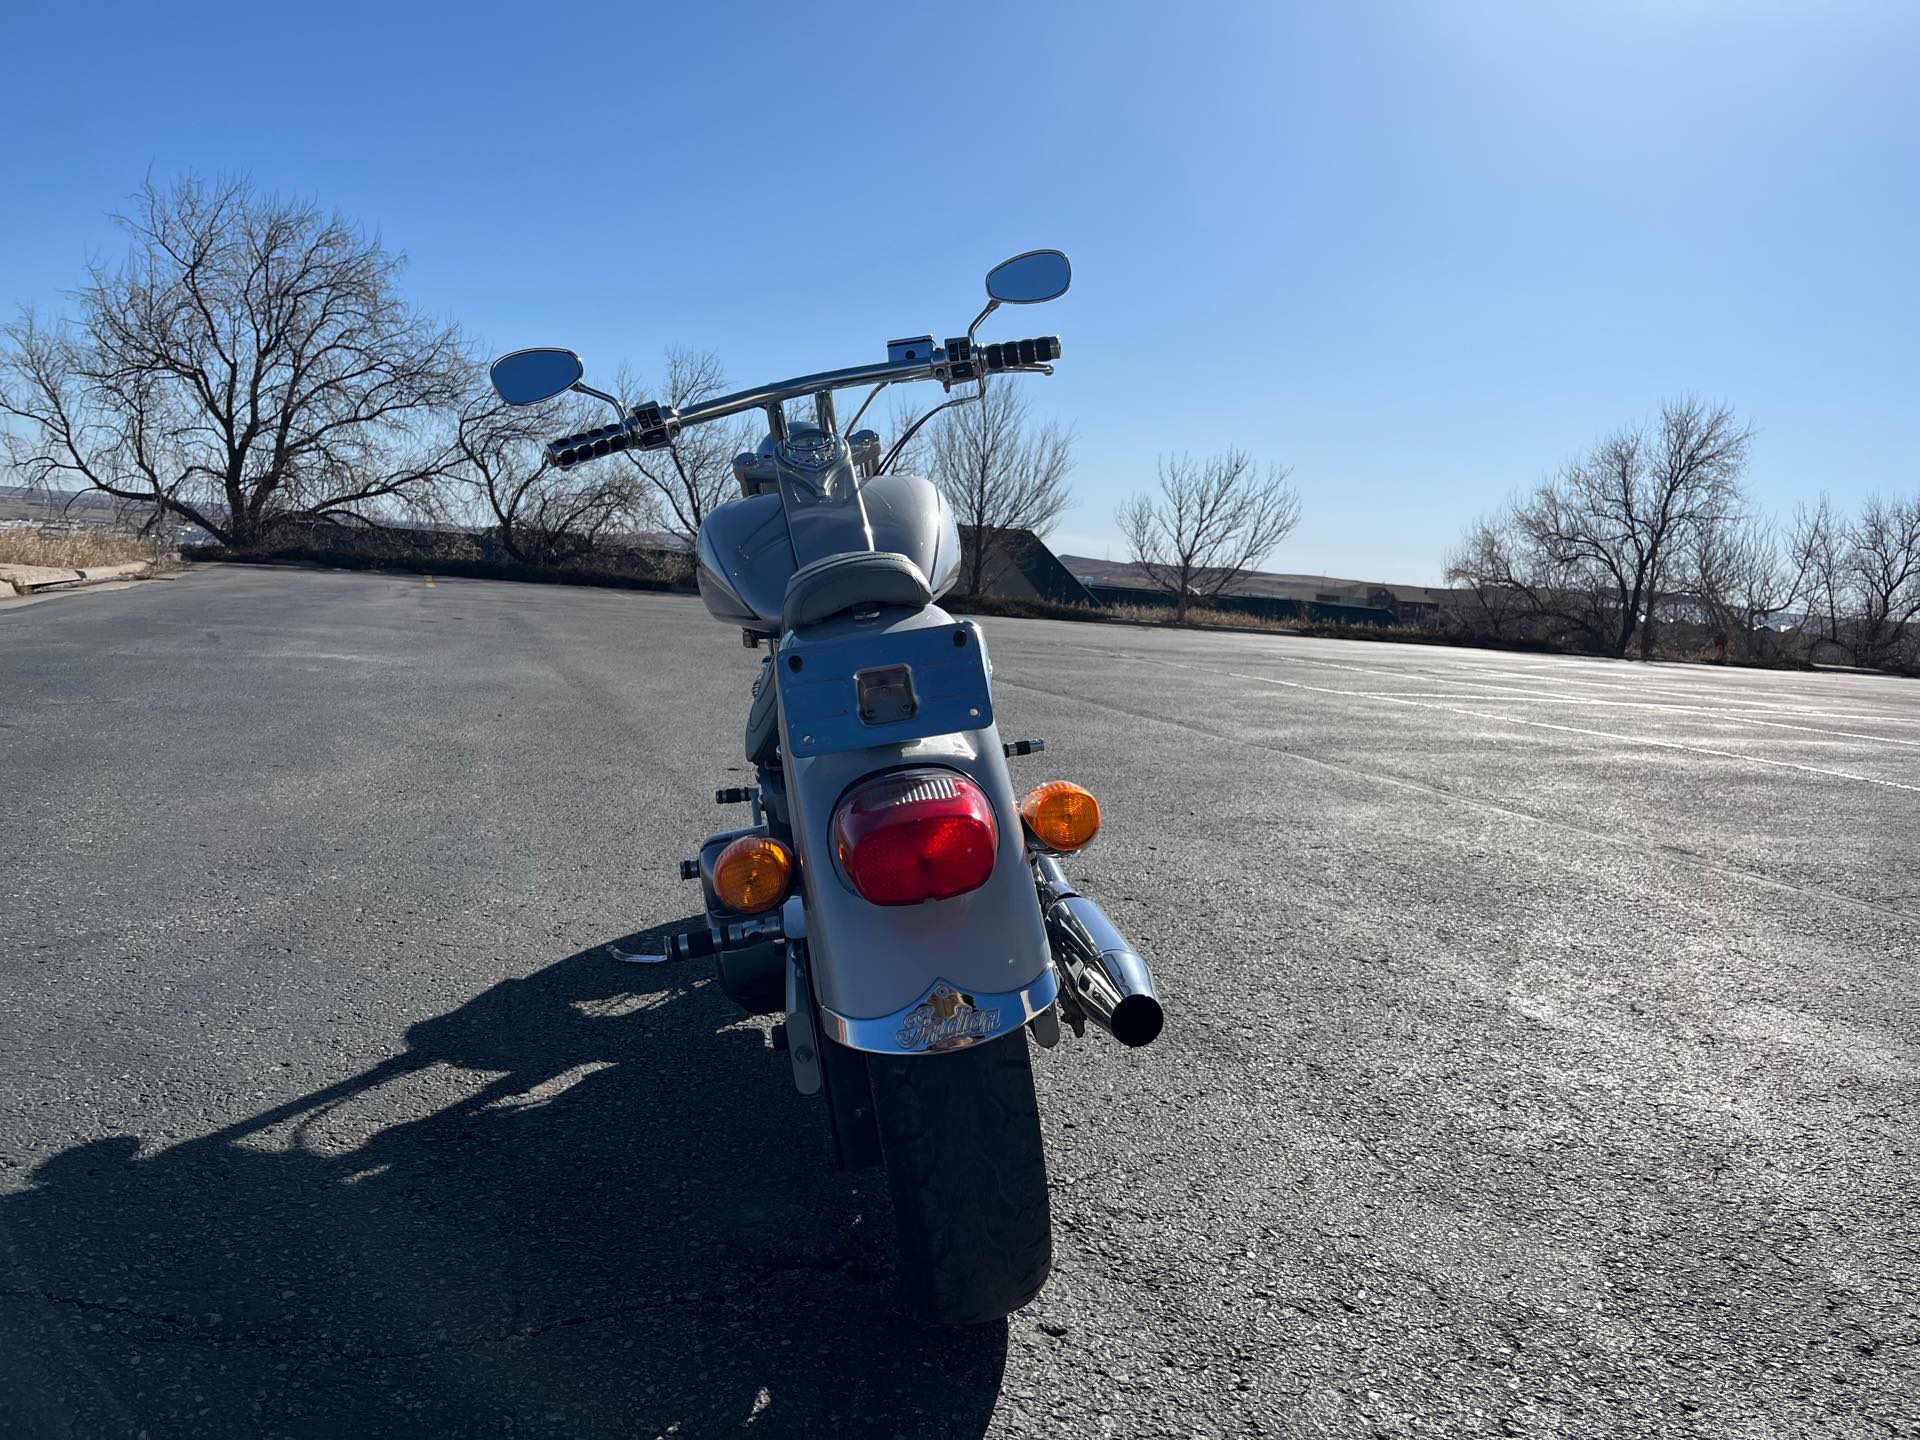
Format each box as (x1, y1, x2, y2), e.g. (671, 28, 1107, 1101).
(985, 250, 1071, 305)
(490, 347, 585, 406)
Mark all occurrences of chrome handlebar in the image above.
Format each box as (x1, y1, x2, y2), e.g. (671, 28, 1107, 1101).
(546, 336, 1059, 470)
(675, 355, 944, 430)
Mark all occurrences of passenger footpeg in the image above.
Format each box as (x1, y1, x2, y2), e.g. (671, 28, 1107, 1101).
(616, 914, 785, 965)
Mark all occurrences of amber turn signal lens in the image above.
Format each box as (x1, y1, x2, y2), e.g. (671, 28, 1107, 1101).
(1020, 780, 1101, 852)
(713, 835, 794, 913)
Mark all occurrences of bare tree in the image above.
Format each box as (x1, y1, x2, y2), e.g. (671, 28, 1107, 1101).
(1843, 492, 1920, 666)
(1448, 505, 1629, 650)
(1785, 494, 1845, 644)
(1461, 397, 1751, 658)
(1443, 515, 1527, 639)
(1445, 511, 1585, 644)
(618, 349, 756, 545)
(894, 381, 1075, 597)
(1633, 399, 1754, 655)
(1686, 513, 1800, 659)
(451, 388, 655, 565)
(0, 176, 467, 548)
(1116, 449, 1300, 622)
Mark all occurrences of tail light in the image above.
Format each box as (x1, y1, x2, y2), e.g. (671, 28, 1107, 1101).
(833, 768, 998, 906)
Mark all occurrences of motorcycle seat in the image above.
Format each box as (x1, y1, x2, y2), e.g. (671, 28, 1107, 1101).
(782, 550, 932, 632)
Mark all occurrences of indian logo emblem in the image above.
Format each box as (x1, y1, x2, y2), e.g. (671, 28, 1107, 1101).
(895, 982, 1002, 1051)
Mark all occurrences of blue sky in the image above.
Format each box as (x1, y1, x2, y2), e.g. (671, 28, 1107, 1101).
(2, 1, 1913, 584)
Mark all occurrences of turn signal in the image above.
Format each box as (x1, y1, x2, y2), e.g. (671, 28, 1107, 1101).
(712, 835, 794, 914)
(1020, 781, 1101, 853)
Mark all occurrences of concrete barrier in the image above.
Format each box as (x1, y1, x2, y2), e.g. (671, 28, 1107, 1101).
(1, 560, 153, 595)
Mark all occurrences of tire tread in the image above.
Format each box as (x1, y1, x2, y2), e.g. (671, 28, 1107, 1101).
(867, 1032, 1052, 1325)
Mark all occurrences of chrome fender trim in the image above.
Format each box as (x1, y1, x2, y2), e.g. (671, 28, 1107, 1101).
(817, 968, 1059, 1055)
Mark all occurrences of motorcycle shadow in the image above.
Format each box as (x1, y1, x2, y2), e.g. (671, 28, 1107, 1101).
(0, 922, 1011, 1438)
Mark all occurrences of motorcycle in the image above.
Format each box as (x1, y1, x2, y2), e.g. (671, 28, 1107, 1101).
(488, 250, 1162, 1325)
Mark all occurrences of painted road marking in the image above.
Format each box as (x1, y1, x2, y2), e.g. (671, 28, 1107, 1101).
(1224, 670, 1920, 795)
(1225, 652, 1920, 735)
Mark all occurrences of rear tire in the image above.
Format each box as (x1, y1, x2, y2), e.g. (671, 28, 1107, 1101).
(867, 1031, 1052, 1325)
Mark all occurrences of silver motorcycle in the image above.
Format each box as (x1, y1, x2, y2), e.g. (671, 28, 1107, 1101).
(489, 250, 1162, 1325)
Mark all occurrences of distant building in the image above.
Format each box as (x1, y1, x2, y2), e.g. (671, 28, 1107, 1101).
(1059, 554, 1457, 626)
(957, 527, 1098, 605)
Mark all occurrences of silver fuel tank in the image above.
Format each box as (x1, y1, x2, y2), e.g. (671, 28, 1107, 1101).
(695, 435, 961, 632)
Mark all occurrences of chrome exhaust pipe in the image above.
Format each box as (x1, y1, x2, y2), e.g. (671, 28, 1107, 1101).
(1034, 855, 1164, 1047)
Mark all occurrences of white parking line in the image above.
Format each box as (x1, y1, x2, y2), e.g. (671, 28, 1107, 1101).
(1242, 652, 1920, 733)
(1328, 689, 1920, 748)
(1226, 671, 1920, 795)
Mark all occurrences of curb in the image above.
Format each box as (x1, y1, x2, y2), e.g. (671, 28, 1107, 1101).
(1, 560, 154, 596)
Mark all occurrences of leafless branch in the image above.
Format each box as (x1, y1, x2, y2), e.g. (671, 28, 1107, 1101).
(616, 349, 756, 546)
(893, 380, 1077, 597)
(1116, 448, 1300, 621)
(1843, 492, 1920, 666)
(449, 385, 656, 564)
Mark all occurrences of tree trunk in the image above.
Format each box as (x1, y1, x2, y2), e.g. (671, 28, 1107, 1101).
(1636, 548, 1662, 660)
(1615, 568, 1648, 658)
(226, 513, 262, 551)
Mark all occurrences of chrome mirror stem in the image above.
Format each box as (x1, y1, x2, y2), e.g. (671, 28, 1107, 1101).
(966, 298, 999, 346)
(569, 380, 629, 424)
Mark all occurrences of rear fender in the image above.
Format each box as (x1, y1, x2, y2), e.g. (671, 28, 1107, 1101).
(776, 604, 1055, 1053)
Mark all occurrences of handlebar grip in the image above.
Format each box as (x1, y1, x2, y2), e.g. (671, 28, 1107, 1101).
(547, 418, 636, 469)
(980, 336, 1061, 372)
(547, 401, 676, 468)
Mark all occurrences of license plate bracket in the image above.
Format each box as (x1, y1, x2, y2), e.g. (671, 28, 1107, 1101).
(777, 622, 993, 758)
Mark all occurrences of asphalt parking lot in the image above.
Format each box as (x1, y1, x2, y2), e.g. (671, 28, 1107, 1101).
(2, 565, 1915, 1438)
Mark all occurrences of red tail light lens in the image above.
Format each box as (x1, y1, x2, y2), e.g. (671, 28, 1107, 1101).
(833, 769, 999, 906)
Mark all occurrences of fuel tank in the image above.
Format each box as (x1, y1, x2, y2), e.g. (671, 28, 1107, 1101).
(695, 491, 791, 629)
(696, 467, 962, 632)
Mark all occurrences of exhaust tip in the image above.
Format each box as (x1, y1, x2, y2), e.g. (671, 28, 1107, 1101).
(1110, 993, 1164, 1048)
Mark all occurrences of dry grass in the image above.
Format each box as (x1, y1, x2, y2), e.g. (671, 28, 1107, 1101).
(0, 526, 173, 570)
(1101, 601, 1301, 634)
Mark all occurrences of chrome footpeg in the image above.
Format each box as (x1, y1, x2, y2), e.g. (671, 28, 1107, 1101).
(616, 914, 785, 965)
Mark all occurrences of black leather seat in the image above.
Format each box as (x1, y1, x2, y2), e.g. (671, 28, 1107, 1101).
(782, 550, 932, 632)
